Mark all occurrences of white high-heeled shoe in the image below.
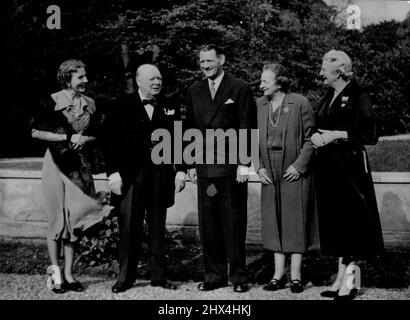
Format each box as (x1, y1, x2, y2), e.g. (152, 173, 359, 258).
(46, 265, 65, 293)
(334, 264, 361, 300)
(345, 264, 361, 290)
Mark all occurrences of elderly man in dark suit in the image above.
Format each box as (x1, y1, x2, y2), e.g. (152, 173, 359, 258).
(104, 64, 186, 293)
(185, 44, 257, 293)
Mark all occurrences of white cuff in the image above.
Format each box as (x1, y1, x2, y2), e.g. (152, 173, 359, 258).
(238, 165, 249, 175)
(108, 172, 122, 184)
(176, 171, 186, 180)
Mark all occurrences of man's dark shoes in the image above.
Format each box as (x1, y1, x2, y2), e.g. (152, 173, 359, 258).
(262, 275, 287, 291)
(233, 284, 249, 293)
(111, 281, 133, 293)
(320, 290, 339, 298)
(198, 281, 228, 291)
(151, 280, 177, 290)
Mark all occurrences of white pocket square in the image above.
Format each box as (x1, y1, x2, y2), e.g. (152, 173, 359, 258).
(165, 109, 175, 115)
(225, 98, 234, 104)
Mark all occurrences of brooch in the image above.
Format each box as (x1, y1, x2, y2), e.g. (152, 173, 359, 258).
(283, 107, 289, 113)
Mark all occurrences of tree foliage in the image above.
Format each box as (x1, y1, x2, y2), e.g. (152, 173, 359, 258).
(2, 0, 410, 158)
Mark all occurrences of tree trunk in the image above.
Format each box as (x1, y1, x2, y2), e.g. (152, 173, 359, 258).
(121, 42, 134, 94)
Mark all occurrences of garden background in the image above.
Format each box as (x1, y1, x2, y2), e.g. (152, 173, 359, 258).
(1, 0, 409, 160)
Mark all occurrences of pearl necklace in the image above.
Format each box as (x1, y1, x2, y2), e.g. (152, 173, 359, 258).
(269, 97, 285, 128)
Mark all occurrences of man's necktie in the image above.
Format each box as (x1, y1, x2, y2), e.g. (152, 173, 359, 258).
(210, 81, 216, 100)
(143, 99, 157, 107)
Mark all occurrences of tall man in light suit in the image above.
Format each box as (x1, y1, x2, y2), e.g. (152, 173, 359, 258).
(104, 64, 186, 293)
(185, 44, 257, 293)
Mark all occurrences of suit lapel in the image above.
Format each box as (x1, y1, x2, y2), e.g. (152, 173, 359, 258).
(194, 80, 213, 125)
(132, 93, 150, 122)
(152, 98, 162, 122)
(153, 97, 170, 123)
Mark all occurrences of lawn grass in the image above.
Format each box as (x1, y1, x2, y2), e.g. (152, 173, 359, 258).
(1, 238, 409, 289)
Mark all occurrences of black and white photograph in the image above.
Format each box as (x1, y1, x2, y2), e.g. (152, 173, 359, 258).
(0, 0, 409, 311)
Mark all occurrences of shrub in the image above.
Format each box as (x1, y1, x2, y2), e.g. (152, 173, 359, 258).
(77, 213, 120, 267)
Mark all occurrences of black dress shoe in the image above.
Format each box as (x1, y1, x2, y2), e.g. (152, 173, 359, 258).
(51, 285, 66, 294)
(111, 281, 133, 293)
(198, 281, 228, 291)
(65, 281, 84, 292)
(151, 280, 178, 290)
(334, 288, 358, 301)
(262, 275, 287, 291)
(320, 290, 339, 298)
(233, 284, 249, 293)
(290, 280, 304, 293)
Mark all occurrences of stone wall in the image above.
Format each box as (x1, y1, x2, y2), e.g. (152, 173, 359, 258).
(1, 164, 410, 247)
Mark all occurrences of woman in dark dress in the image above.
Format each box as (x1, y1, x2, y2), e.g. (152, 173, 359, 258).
(312, 50, 384, 300)
(256, 63, 319, 293)
(31, 59, 111, 293)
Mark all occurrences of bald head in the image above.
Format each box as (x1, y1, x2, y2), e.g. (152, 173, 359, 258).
(136, 64, 162, 97)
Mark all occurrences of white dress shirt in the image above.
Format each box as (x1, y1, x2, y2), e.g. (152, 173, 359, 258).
(208, 71, 225, 97)
(138, 89, 154, 120)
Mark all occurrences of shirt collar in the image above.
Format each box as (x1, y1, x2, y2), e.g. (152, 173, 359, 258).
(208, 71, 225, 91)
(50, 89, 88, 111)
(138, 89, 157, 103)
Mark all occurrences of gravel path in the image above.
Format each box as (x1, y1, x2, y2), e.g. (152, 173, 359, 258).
(1, 273, 408, 300)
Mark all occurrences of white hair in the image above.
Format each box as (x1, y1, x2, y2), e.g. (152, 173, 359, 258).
(323, 50, 354, 80)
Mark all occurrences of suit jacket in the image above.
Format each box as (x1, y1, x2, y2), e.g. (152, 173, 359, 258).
(256, 92, 315, 175)
(103, 93, 181, 208)
(185, 73, 257, 177)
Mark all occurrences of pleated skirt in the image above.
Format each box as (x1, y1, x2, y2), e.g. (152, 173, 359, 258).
(41, 149, 111, 242)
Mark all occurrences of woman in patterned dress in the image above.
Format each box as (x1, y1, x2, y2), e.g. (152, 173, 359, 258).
(31, 59, 111, 293)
